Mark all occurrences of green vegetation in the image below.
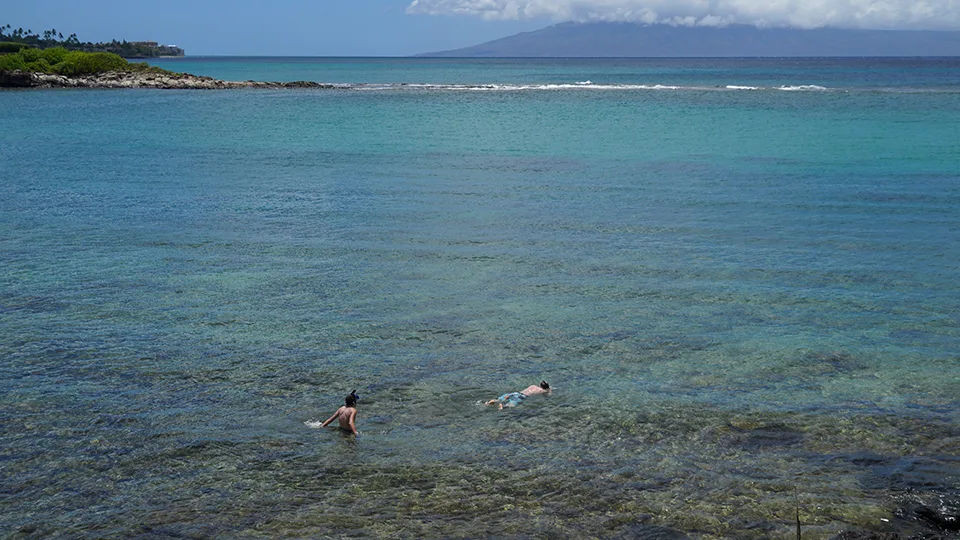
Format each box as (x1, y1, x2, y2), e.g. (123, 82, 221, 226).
(0, 24, 183, 57)
(0, 47, 174, 76)
(0, 41, 29, 53)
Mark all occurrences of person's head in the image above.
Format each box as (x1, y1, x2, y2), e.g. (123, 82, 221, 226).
(345, 390, 358, 407)
(540, 380, 550, 390)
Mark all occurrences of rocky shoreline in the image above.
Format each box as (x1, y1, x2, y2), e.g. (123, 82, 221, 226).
(0, 70, 337, 89)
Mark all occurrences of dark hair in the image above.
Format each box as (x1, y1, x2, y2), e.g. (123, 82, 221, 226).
(345, 390, 358, 407)
(540, 380, 550, 390)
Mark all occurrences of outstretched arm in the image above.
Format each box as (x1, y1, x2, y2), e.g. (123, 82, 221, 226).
(320, 408, 340, 428)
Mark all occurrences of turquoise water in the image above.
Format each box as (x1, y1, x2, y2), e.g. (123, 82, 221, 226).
(1, 58, 959, 539)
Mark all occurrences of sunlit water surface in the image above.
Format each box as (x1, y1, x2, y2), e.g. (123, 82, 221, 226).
(2, 58, 958, 539)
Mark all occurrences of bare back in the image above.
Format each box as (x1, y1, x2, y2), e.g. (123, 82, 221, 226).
(322, 405, 358, 434)
(521, 385, 548, 396)
(337, 406, 357, 431)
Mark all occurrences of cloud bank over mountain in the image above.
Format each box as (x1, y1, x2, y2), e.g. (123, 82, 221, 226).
(406, 0, 960, 30)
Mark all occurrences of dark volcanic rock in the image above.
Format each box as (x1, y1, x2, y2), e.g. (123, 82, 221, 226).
(829, 531, 945, 539)
(0, 70, 337, 90)
(898, 496, 960, 532)
(0, 70, 38, 87)
(829, 532, 905, 539)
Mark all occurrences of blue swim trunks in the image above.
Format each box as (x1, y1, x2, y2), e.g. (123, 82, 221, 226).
(497, 392, 526, 407)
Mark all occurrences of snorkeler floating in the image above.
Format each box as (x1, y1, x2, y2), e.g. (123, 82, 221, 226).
(320, 390, 359, 435)
(485, 381, 551, 410)
(316, 381, 550, 436)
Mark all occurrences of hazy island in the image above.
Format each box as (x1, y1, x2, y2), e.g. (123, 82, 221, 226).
(418, 21, 960, 57)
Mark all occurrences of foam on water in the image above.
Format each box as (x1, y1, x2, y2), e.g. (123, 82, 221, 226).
(778, 84, 829, 91)
(294, 81, 960, 95)
(344, 81, 754, 92)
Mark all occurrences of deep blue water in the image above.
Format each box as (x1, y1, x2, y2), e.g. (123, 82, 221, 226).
(1, 57, 958, 539)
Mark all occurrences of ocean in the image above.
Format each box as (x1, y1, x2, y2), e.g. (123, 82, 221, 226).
(1, 57, 958, 539)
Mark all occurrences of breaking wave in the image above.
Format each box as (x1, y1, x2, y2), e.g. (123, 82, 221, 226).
(777, 84, 828, 91)
(347, 82, 779, 92)
(325, 82, 957, 94)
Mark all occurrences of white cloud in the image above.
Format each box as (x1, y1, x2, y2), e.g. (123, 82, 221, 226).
(405, 0, 960, 30)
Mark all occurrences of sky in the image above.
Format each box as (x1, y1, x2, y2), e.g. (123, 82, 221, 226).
(5, 0, 959, 56)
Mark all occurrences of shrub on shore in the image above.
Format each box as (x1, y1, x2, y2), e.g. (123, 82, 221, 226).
(0, 41, 29, 53)
(0, 47, 175, 76)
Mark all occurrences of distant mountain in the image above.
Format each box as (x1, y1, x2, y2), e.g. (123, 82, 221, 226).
(417, 22, 960, 57)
